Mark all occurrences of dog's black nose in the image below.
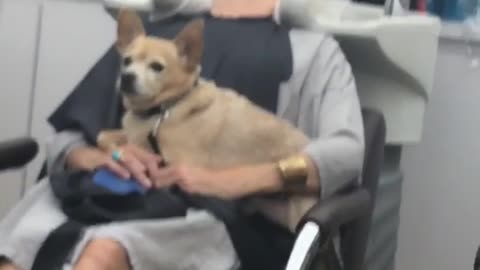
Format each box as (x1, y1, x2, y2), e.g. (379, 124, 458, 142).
(120, 73, 136, 94)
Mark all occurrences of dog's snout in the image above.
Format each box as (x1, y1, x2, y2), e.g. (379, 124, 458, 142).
(120, 73, 136, 94)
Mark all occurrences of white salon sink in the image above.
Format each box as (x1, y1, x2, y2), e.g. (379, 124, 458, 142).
(309, 1, 441, 144)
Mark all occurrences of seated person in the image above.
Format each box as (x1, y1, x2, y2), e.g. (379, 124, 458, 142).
(0, 1, 364, 270)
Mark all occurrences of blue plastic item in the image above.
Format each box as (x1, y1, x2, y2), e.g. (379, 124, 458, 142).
(93, 168, 147, 195)
(428, 0, 477, 21)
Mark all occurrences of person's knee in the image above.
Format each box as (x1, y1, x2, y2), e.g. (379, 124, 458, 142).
(75, 238, 130, 270)
(0, 256, 21, 270)
(0, 264, 21, 270)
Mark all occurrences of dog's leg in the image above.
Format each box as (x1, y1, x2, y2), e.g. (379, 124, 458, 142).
(97, 130, 128, 152)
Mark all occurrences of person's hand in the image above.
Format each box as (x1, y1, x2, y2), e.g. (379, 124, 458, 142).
(150, 165, 235, 197)
(108, 144, 164, 188)
(155, 164, 243, 199)
(211, 0, 278, 19)
(67, 144, 163, 188)
(152, 163, 283, 199)
(66, 146, 130, 178)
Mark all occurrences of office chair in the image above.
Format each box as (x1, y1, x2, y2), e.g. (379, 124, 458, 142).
(0, 137, 38, 171)
(0, 137, 38, 267)
(287, 108, 386, 270)
(474, 246, 480, 270)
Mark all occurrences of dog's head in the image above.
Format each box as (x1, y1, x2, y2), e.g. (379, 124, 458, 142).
(116, 9, 204, 111)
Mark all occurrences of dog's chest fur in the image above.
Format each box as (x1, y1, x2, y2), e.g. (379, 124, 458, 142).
(122, 82, 316, 230)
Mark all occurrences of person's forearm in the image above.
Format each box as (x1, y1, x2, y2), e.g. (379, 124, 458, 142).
(219, 163, 283, 197)
(218, 154, 320, 198)
(66, 146, 108, 171)
(46, 131, 88, 175)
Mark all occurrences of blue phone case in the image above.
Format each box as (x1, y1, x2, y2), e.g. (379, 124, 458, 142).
(92, 168, 147, 195)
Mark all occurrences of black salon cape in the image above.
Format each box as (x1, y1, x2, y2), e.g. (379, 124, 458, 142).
(33, 16, 293, 270)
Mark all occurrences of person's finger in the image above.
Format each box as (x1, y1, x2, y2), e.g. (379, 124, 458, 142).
(176, 177, 196, 194)
(126, 145, 164, 181)
(151, 166, 180, 189)
(121, 154, 151, 188)
(145, 160, 162, 179)
(127, 145, 163, 168)
(166, 166, 197, 192)
(127, 145, 162, 163)
(151, 167, 174, 189)
(104, 159, 131, 179)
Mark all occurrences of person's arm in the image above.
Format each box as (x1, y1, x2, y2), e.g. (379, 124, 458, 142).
(273, 0, 314, 28)
(143, 0, 313, 29)
(149, 0, 212, 21)
(302, 39, 365, 198)
(46, 130, 89, 175)
(142, 0, 316, 29)
(209, 0, 315, 28)
(46, 131, 159, 188)
(167, 37, 364, 200)
(46, 131, 128, 177)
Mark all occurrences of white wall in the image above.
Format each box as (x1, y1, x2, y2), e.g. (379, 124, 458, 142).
(25, 0, 115, 188)
(396, 40, 480, 270)
(0, 0, 40, 217)
(0, 0, 114, 217)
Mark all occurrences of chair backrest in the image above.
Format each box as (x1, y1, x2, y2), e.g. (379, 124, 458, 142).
(341, 108, 386, 270)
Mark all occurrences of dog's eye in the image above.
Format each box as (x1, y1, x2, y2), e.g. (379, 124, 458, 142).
(149, 62, 164, 72)
(123, 57, 132, 66)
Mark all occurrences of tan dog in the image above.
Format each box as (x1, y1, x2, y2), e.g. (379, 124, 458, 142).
(98, 9, 317, 231)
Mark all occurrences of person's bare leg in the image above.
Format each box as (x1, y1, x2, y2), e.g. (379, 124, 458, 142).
(0, 257, 22, 270)
(0, 264, 21, 270)
(74, 238, 130, 270)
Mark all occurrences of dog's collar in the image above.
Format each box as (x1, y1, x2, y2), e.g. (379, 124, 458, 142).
(144, 78, 199, 164)
(134, 102, 171, 120)
(133, 79, 199, 120)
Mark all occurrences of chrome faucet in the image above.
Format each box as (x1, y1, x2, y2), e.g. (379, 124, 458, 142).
(384, 0, 395, 15)
(384, 0, 408, 15)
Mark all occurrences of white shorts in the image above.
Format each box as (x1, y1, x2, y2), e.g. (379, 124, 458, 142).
(0, 181, 238, 270)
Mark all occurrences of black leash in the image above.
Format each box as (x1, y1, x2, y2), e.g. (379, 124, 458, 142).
(144, 78, 199, 164)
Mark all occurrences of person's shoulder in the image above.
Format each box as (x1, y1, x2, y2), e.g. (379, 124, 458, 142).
(288, 28, 339, 51)
(288, 28, 343, 70)
(286, 27, 350, 96)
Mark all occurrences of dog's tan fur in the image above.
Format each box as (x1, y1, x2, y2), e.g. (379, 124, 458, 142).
(98, 10, 317, 230)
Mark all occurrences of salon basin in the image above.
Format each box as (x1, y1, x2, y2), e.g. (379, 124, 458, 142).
(310, 1, 441, 144)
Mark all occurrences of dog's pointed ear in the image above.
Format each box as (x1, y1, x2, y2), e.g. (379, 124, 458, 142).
(117, 9, 145, 53)
(174, 19, 204, 72)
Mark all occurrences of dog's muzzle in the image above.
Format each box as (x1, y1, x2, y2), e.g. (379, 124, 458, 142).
(120, 73, 137, 95)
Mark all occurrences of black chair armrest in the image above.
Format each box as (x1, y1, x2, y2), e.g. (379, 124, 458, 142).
(286, 189, 372, 270)
(298, 188, 371, 238)
(474, 246, 480, 270)
(0, 137, 39, 171)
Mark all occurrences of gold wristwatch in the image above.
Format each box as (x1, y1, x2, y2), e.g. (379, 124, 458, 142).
(276, 154, 308, 188)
